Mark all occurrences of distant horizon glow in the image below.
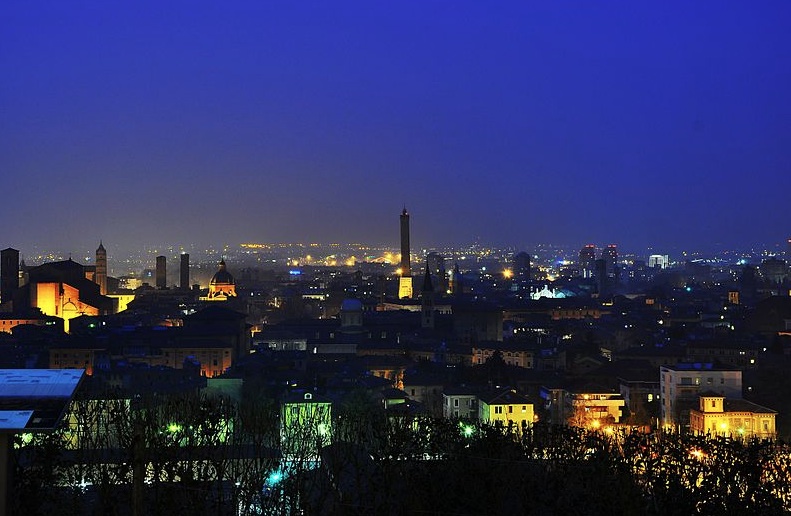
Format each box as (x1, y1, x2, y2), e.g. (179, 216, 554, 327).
(2, 2, 790, 255)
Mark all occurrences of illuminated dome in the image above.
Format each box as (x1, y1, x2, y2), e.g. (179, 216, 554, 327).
(210, 260, 235, 286)
(207, 260, 236, 300)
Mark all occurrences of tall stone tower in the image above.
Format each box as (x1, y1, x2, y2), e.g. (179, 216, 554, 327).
(95, 241, 107, 295)
(421, 262, 435, 329)
(398, 208, 413, 299)
(1, 248, 19, 305)
(450, 262, 463, 296)
(156, 256, 167, 289)
(180, 253, 190, 290)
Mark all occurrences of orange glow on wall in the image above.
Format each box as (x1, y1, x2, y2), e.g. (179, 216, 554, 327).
(34, 282, 100, 333)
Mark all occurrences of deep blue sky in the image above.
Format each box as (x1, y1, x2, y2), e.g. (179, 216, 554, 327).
(2, 2, 790, 256)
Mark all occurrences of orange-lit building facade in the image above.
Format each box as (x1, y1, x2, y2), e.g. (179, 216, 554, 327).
(49, 342, 233, 378)
(158, 346, 232, 378)
(0, 313, 61, 333)
(33, 282, 101, 332)
(568, 391, 625, 427)
(19, 258, 115, 333)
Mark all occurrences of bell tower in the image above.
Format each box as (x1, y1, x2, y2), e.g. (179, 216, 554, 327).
(398, 208, 413, 299)
(95, 241, 107, 295)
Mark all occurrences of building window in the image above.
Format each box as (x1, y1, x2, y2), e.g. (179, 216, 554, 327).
(454, 399, 459, 407)
(508, 406, 513, 413)
(494, 406, 502, 414)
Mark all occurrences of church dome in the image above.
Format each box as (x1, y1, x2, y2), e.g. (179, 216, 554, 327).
(210, 260, 235, 285)
(340, 298, 363, 312)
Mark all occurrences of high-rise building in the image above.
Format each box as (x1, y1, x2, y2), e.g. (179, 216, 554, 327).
(180, 253, 190, 290)
(156, 256, 167, 289)
(450, 262, 463, 296)
(603, 244, 618, 278)
(578, 244, 596, 279)
(760, 257, 787, 284)
(648, 254, 669, 269)
(595, 258, 608, 294)
(660, 363, 742, 429)
(426, 252, 446, 293)
(398, 208, 413, 299)
(1, 248, 19, 305)
(512, 251, 531, 282)
(426, 252, 444, 278)
(95, 241, 107, 295)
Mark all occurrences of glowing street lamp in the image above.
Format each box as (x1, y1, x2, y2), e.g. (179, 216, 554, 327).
(266, 470, 283, 486)
(460, 423, 475, 438)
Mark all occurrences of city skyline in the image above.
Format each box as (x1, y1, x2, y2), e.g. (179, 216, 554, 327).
(2, 2, 790, 254)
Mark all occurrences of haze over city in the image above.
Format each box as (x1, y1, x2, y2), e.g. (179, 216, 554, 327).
(4, 5, 791, 511)
(2, 2, 790, 256)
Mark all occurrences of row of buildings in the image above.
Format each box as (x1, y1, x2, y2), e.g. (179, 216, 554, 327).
(0, 212, 788, 442)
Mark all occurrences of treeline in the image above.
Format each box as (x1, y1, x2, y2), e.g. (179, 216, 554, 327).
(11, 391, 791, 515)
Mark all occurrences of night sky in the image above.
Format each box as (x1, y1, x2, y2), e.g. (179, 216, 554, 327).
(2, 2, 790, 257)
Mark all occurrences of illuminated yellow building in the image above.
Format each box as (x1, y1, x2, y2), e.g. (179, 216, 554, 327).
(204, 260, 237, 301)
(689, 393, 777, 439)
(398, 276, 413, 300)
(107, 293, 135, 313)
(478, 389, 534, 428)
